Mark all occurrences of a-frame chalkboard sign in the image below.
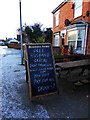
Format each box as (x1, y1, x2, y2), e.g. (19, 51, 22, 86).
(25, 43, 58, 100)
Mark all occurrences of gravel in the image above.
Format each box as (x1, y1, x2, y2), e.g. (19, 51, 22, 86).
(0, 46, 49, 119)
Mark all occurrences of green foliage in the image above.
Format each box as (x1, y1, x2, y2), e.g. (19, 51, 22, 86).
(17, 23, 52, 43)
(44, 28, 52, 43)
(25, 26, 32, 40)
(24, 23, 43, 43)
(34, 37, 45, 43)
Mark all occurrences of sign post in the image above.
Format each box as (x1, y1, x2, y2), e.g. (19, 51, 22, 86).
(19, 0, 23, 65)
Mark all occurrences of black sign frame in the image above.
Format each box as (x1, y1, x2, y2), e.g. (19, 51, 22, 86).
(25, 43, 58, 100)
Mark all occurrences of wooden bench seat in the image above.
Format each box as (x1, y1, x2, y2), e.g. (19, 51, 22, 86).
(55, 59, 90, 83)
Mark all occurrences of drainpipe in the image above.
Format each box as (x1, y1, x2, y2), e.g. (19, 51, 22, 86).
(85, 24, 89, 55)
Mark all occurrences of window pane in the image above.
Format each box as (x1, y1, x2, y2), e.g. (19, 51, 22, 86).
(74, 0, 82, 18)
(78, 30, 82, 39)
(55, 10, 59, 26)
(77, 41, 82, 50)
(54, 34, 60, 46)
(75, 0, 82, 8)
(74, 6, 82, 18)
(68, 31, 77, 41)
(68, 31, 77, 49)
(68, 41, 75, 49)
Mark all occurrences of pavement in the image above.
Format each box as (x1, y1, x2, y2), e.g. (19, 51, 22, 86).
(0, 46, 90, 120)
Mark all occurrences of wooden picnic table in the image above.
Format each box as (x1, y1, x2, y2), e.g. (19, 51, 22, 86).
(55, 59, 90, 84)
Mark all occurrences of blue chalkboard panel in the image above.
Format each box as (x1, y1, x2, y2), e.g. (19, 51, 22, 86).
(26, 43, 57, 98)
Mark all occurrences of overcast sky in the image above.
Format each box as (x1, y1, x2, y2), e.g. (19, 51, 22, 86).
(0, 0, 63, 39)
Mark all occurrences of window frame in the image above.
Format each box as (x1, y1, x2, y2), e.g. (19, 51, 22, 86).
(54, 33, 60, 46)
(67, 30, 77, 49)
(67, 28, 85, 54)
(74, 0, 82, 18)
(55, 10, 60, 27)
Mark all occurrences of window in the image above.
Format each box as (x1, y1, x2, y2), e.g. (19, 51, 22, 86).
(68, 30, 77, 49)
(76, 30, 82, 50)
(68, 29, 85, 54)
(54, 34, 60, 46)
(55, 10, 59, 26)
(74, 0, 82, 18)
(76, 30, 85, 51)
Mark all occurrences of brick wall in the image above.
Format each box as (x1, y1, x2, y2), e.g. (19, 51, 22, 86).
(53, 2, 74, 33)
(52, 1, 90, 54)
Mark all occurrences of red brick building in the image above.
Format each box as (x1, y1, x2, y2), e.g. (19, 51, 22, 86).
(52, 0, 90, 55)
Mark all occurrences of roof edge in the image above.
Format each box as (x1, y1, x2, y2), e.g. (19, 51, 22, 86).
(52, 0, 68, 14)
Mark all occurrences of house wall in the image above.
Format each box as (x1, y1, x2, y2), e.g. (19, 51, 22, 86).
(52, 2, 74, 46)
(53, 2, 74, 33)
(87, 1, 90, 54)
(87, 27, 90, 54)
(52, 1, 90, 55)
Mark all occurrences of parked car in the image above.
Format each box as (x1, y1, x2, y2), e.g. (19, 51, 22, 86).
(7, 39, 20, 49)
(8, 39, 20, 44)
(0, 41, 5, 46)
